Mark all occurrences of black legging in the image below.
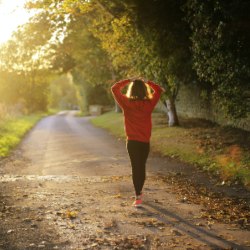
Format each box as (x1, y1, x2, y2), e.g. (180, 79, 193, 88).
(126, 140, 150, 196)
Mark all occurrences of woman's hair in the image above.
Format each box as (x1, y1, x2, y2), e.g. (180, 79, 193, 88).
(126, 79, 152, 100)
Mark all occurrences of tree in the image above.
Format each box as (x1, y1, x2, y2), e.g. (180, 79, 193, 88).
(134, 0, 195, 126)
(72, 0, 194, 126)
(184, 0, 250, 119)
(49, 74, 78, 110)
(0, 10, 59, 112)
(26, 0, 114, 113)
(25, 0, 249, 122)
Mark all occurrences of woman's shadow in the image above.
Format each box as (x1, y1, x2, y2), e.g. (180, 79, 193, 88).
(136, 201, 249, 250)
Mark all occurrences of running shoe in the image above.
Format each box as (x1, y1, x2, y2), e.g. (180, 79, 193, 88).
(133, 199, 142, 207)
(132, 194, 143, 207)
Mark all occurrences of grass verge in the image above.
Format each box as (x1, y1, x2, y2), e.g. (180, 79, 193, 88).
(0, 113, 48, 157)
(91, 111, 250, 187)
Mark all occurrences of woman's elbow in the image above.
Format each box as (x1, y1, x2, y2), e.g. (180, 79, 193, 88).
(111, 85, 116, 92)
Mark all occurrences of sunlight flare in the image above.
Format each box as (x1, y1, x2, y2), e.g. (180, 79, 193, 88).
(0, 0, 33, 44)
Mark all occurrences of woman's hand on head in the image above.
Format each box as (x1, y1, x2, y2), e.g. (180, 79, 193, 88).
(130, 76, 147, 82)
(138, 76, 146, 82)
(129, 76, 140, 82)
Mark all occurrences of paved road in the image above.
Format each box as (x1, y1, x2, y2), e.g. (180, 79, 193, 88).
(0, 111, 249, 250)
(18, 111, 130, 177)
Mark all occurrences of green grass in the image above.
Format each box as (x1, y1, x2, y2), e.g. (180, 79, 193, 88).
(91, 112, 125, 139)
(91, 111, 250, 187)
(0, 113, 46, 157)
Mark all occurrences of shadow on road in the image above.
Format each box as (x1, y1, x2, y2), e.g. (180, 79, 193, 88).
(142, 202, 249, 250)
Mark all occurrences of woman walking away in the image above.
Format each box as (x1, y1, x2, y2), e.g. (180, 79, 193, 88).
(111, 77, 164, 207)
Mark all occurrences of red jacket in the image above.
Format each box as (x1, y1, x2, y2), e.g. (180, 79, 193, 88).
(111, 79, 163, 143)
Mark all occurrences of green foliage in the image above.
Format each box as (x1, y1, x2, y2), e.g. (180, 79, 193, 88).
(62, 17, 112, 85)
(135, 0, 194, 84)
(26, 1, 115, 113)
(0, 10, 57, 113)
(87, 0, 194, 100)
(23, 0, 250, 120)
(0, 71, 23, 106)
(0, 114, 45, 157)
(76, 0, 196, 126)
(71, 69, 112, 113)
(184, 0, 250, 118)
(24, 0, 193, 119)
(49, 74, 78, 110)
(0, 70, 50, 113)
(73, 71, 92, 113)
(87, 84, 112, 106)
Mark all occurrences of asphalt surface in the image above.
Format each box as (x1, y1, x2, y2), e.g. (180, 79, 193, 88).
(0, 111, 249, 250)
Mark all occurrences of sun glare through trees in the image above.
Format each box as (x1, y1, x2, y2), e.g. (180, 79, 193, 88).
(0, 0, 33, 45)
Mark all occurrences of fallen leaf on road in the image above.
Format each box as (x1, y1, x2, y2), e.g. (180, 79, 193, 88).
(67, 223, 76, 229)
(170, 229, 183, 236)
(104, 219, 117, 230)
(58, 210, 78, 219)
(136, 218, 165, 228)
(111, 193, 122, 198)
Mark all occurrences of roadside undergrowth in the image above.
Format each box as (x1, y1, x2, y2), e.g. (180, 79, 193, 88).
(0, 113, 47, 157)
(91, 111, 250, 188)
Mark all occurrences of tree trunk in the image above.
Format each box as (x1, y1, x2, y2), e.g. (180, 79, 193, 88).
(165, 97, 179, 126)
(115, 101, 122, 113)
